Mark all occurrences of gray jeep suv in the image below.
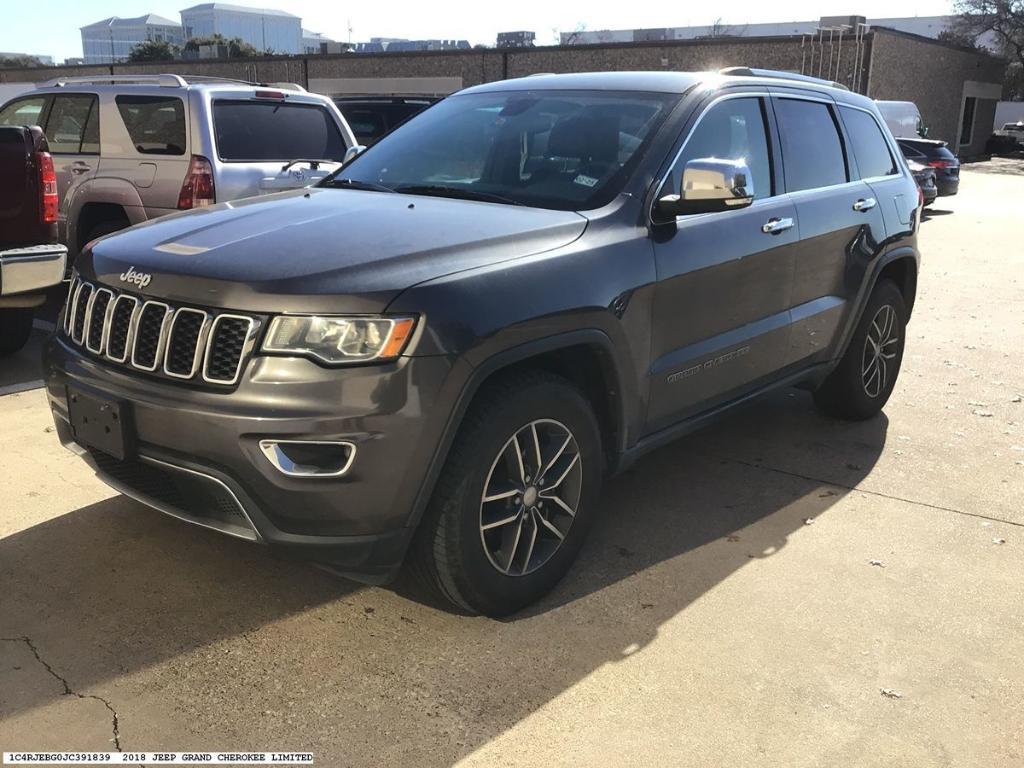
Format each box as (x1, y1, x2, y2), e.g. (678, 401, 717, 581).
(44, 69, 921, 616)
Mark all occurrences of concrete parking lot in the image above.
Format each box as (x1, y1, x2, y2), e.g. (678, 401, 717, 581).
(1, 159, 1022, 766)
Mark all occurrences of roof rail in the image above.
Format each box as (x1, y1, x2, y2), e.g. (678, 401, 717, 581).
(179, 74, 261, 86)
(719, 67, 849, 92)
(43, 74, 187, 88)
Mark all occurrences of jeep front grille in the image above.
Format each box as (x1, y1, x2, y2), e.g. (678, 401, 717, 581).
(62, 277, 259, 387)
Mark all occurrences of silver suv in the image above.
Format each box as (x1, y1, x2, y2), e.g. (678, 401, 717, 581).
(0, 74, 356, 260)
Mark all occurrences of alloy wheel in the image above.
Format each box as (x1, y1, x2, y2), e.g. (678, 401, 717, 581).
(478, 419, 583, 576)
(862, 304, 899, 398)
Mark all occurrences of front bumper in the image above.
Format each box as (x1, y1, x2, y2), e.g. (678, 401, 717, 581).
(44, 333, 458, 581)
(0, 244, 67, 304)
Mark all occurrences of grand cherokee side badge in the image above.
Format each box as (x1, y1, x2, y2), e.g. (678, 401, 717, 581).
(668, 345, 751, 383)
(119, 266, 152, 289)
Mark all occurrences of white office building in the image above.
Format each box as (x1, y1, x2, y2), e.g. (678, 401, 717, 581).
(80, 14, 184, 64)
(180, 3, 302, 55)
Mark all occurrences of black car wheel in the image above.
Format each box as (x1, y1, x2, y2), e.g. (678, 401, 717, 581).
(411, 370, 602, 616)
(813, 280, 907, 420)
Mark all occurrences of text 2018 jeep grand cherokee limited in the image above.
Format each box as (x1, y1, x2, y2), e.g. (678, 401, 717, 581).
(44, 69, 921, 616)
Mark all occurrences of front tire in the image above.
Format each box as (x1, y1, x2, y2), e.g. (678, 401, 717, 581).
(814, 279, 907, 420)
(411, 371, 602, 616)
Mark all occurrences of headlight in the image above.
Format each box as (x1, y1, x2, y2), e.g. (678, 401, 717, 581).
(262, 315, 416, 364)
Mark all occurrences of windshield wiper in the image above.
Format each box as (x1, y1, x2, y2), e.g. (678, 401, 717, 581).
(394, 184, 525, 206)
(321, 177, 395, 193)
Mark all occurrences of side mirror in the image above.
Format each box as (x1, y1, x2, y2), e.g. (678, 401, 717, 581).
(656, 157, 754, 219)
(343, 144, 367, 164)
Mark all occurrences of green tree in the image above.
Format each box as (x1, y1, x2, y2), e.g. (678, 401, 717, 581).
(128, 39, 179, 62)
(184, 34, 261, 58)
(0, 54, 44, 68)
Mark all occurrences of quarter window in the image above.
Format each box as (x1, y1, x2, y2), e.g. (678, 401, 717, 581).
(841, 107, 897, 179)
(0, 96, 48, 128)
(669, 97, 773, 200)
(774, 99, 847, 192)
(116, 96, 186, 155)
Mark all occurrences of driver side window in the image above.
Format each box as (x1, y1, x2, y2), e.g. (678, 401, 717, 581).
(668, 97, 773, 200)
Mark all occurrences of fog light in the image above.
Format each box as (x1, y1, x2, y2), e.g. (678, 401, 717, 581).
(259, 440, 356, 477)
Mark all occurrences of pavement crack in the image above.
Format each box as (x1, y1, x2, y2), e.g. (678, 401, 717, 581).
(1, 636, 123, 751)
(717, 456, 1024, 529)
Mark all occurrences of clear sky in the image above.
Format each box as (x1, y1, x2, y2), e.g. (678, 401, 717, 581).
(2, 0, 955, 63)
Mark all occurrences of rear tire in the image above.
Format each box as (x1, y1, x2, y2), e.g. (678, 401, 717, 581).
(0, 308, 34, 357)
(85, 219, 128, 245)
(813, 280, 907, 420)
(409, 370, 603, 617)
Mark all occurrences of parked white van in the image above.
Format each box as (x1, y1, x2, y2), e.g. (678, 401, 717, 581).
(876, 100, 925, 138)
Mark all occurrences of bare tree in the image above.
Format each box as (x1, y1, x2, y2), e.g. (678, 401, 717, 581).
(950, 0, 1024, 98)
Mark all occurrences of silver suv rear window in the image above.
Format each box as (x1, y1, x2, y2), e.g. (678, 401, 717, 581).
(212, 100, 346, 162)
(116, 96, 186, 156)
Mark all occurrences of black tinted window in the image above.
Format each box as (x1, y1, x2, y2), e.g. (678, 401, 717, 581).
(901, 141, 956, 161)
(116, 96, 186, 155)
(774, 99, 847, 192)
(213, 100, 346, 162)
(45, 95, 98, 154)
(841, 107, 896, 179)
(671, 97, 773, 199)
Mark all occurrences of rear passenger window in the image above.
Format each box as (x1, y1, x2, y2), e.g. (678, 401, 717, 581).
(116, 96, 186, 155)
(213, 101, 346, 162)
(842, 107, 897, 178)
(670, 97, 773, 199)
(774, 99, 847, 192)
(45, 95, 98, 154)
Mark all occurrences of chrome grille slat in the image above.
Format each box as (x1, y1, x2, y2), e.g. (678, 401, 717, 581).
(71, 282, 93, 344)
(85, 289, 114, 355)
(164, 308, 210, 379)
(130, 301, 172, 372)
(105, 295, 139, 363)
(203, 315, 255, 385)
(61, 278, 254, 388)
(63, 277, 80, 335)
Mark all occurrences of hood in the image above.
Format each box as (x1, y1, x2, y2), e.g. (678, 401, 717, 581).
(85, 188, 588, 314)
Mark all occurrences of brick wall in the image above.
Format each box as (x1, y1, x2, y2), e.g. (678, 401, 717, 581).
(1, 31, 1005, 156)
(867, 28, 1006, 156)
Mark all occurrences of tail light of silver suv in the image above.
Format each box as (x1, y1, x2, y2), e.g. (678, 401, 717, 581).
(177, 155, 216, 209)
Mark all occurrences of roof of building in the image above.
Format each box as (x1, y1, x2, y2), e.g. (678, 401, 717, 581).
(180, 3, 299, 18)
(80, 14, 181, 30)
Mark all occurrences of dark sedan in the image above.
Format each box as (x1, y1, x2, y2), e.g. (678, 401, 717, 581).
(897, 138, 959, 197)
(907, 160, 938, 207)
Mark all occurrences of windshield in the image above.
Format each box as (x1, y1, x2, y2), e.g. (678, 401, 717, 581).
(326, 90, 675, 211)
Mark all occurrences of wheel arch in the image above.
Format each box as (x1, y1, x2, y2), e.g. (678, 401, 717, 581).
(405, 330, 632, 533)
(876, 252, 918, 319)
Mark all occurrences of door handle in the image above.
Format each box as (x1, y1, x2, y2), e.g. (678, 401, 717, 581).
(761, 217, 794, 235)
(69, 161, 91, 175)
(853, 197, 877, 212)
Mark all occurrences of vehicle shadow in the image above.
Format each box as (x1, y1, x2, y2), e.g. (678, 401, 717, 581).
(0, 389, 886, 764)
(0, 329, 47, 391)
(921, 207, 953, 221)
